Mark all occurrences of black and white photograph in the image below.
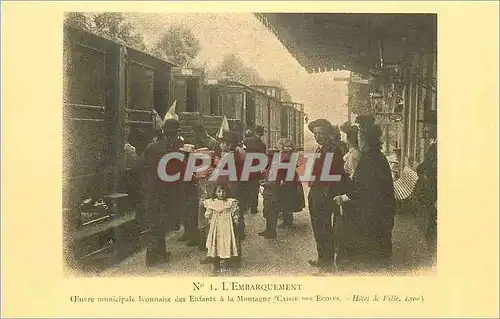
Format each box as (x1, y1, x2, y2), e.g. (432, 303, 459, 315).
(62, 12, 438, 277)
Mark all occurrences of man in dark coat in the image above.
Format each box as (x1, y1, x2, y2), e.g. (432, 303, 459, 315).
(243, 127, 267, 214)
(416, 110, 437, 254)
(307, 118, 346, 271)
(142, 119, 186, 267)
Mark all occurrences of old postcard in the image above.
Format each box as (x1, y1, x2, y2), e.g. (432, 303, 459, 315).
(1, 1, 499, 318)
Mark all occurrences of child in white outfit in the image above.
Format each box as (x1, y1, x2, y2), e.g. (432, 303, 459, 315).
(203, 183, 240, 273)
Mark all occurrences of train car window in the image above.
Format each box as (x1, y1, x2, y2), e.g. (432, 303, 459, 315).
(64, 42, 108, 178)
(234, 93, 243, 119)
(65, 43, 106, 106)
(222, 93, 232, 118)
(217, 93, 223, 116)
(209, 88, 219, 116)
(128, 62, 154, 110)
(64, 118, 108, 179)
(186, 77, 199, 112)
(245, 94, 256, 128)
(256, 99, 261, 122)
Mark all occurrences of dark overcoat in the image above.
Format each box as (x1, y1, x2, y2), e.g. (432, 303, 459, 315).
(338, 149, 396, 266)
(277, 152, 305, 213)
(142, 139, 186, 231)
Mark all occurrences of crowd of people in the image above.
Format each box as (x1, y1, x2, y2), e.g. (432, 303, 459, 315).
(123, 111, 437, 275)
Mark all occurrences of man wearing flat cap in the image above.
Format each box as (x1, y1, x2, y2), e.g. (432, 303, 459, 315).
(416, 109, 437, 255)
(142, 119, 186, 267)
(307, 118, 347, 271)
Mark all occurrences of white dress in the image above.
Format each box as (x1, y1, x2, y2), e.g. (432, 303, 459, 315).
(204, 198, 240, 259)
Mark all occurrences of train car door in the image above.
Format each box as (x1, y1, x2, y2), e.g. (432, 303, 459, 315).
(126, 57, 155, 156)
(245, 91, 256, 129)
(204, 79, 222, 116)
(219, 85, 244, 120)
(170, 67, 204, 114)
(172, 77, 187, 113)
(63, 28, 114, 219)
(280, 103, 288, 139)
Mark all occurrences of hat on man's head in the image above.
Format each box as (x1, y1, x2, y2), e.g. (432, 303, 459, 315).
(308, 118, 333, 133)
(221, 131, 240, 145)
(255, 125, 264, 135)
(340, 121, 359, 137)
(163, 118, 181, 136)
(419, 109, 437, 125)
(355, 115, 376, 129)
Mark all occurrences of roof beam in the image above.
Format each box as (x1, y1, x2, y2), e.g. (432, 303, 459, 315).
(255, 13, 435, 75)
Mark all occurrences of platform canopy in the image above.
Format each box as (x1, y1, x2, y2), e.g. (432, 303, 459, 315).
(254, 13, 436, 76)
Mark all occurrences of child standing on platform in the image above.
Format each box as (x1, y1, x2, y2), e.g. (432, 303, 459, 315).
(202, 183, 241, 274)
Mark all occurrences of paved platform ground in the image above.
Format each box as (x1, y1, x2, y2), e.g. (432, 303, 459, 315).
(99, 188, 436, 277)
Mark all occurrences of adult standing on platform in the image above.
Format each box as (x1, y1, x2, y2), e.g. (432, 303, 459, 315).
(334, 117, 396, 271)
(307, 119, 346, 272)
(142, 119, 185, 267)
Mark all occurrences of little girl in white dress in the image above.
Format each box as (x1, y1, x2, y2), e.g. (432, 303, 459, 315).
(203, 183, 240, 273)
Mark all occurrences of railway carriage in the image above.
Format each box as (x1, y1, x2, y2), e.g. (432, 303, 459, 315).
(63, 25, 306, 272)
(201, 78, 247, 138)
(63, 26, 177, 271)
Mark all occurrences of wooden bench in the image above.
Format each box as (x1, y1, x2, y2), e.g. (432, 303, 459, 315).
(394, 167, 419, 201)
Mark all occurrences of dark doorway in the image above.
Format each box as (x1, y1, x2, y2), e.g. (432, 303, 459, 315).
(186, 78, 199, 112)
(245, 94, 256, 129)
(209, 88, 219, 116)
